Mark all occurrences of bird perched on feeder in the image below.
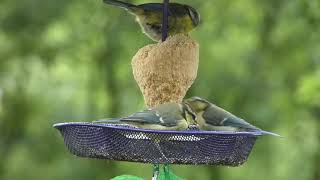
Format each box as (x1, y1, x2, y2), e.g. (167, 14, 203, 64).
(183, 97, 281, 137)
(94, 102, 196, 131)
(103, 0, 200, 41)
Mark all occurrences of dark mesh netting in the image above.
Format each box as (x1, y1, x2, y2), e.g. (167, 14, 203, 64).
(54, 122, 261, 166)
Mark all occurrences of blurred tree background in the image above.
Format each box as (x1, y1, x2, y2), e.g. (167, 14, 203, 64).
(0, 0, 319, 179)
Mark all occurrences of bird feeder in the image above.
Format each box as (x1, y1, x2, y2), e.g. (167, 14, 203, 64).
(54, 0, 263, 179)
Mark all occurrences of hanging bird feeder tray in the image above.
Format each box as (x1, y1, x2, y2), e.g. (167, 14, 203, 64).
(54, 122, 261, 166)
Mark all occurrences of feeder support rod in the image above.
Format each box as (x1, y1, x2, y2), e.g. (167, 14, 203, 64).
(162, 0, 169, 41)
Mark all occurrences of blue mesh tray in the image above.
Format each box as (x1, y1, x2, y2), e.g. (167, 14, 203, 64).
(54, 122, 261, 166)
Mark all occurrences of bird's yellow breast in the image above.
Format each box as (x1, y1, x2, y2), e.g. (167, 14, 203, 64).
(135, 11, 195, 41)
(169, 15, 194, 34)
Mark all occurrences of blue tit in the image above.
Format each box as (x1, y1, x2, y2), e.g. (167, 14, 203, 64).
(94, 102, 196, 131)
(103, 0, 200, 41)
(183, 97, 281, 137)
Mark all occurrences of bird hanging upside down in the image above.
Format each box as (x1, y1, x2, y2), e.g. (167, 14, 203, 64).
(103, 0, 200, 41)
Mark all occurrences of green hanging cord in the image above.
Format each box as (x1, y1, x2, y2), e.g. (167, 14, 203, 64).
(152, 164, 160, 180)
(111, 175, 144, 180)
(163, 164, 170, 180)
(156, 164, 184, 180)
(111, 164, 160, 180)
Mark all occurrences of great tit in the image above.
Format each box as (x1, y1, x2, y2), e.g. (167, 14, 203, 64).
(94, 102, 196, 131)
(103, 0, 200, 41)
(183, 97, 281, 137)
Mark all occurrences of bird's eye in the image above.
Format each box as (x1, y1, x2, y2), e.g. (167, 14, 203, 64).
(184, 103, 197, 119)
(192, 96, 202, 102)
(187, 7, 199, 26)
(190, 111, 196, 120)
(188, 8, 195, 20)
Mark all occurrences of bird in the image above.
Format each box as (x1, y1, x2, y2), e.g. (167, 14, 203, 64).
(93, 102, 197, 131)
(103, 0, 200, 41)
(183, 97, 281, 137)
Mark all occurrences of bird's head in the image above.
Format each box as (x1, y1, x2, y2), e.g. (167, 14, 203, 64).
(185, 5, 200, 27)
(183, 96, 210, 113)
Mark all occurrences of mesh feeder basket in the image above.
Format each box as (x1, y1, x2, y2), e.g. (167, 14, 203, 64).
(53, 122, 261, 166)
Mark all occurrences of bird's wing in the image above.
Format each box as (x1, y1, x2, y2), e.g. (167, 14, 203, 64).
(202, 106, 259, 130)
(94, 109, 178, 127)
(221, 116, 259, 130)
(93, 118, 122, 123)
(138, 3, 185, 16)
(202, 106, 231, 126)
(122, 109, 179, 126)
(123, 110, 162, 123)
(223, 118, 282, 137)
(138, 3, 162, 12)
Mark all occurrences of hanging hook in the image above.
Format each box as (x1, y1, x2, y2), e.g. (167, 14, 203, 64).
(162, 0, 169, 41)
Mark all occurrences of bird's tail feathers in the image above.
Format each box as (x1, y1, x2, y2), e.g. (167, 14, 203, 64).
(260, 130, 283, 137)
(103, 0, 136, 10)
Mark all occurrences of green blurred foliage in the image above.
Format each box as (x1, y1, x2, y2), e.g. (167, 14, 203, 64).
(0, 0, 319, 179)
